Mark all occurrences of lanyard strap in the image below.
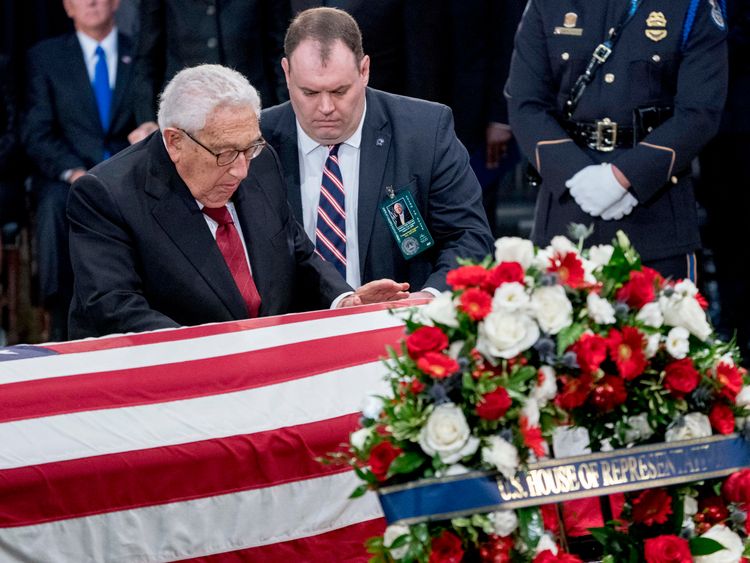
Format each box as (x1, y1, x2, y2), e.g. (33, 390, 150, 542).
(564, 0, 643, 120)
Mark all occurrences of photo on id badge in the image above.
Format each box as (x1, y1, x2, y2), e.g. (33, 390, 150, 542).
(380, 190, 434, 259)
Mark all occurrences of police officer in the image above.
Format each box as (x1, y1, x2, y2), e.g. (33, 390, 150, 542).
(506, 0, 728, 280)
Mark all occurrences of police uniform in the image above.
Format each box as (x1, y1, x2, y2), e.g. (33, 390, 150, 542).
(506, 0, 728, 279)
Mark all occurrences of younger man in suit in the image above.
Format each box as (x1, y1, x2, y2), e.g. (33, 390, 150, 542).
(261, 8, 494, 297)
(22, 0, 140, 340)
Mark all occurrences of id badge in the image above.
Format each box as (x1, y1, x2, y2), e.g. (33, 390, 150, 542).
(379, 187, 434, 259)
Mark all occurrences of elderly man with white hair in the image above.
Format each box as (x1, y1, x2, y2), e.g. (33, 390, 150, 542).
(67, 64, 408, 339)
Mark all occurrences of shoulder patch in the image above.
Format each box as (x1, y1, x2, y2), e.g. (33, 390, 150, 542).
(707, 0, 726, 30)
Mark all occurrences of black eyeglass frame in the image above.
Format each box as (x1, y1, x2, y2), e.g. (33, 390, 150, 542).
(178, 128, 266, 166)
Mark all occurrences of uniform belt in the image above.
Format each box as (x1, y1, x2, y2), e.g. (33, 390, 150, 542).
(564, 118, 636, 152)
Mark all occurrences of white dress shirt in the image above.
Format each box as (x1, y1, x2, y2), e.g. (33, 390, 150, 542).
(296, 105, 366, 289)
(76, 27, 118, 88)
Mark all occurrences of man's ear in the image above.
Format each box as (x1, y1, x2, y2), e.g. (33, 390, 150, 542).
(360, 55, 370, 86)
(281, 57, 291, 86)
(162, 128, 183, 163)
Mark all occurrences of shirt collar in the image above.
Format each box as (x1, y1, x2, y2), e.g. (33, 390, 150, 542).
(296, 101, 367, 156)
(76, 27, 118, 64)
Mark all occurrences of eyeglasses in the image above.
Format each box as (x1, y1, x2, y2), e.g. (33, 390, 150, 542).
(178, 128, 266, 166)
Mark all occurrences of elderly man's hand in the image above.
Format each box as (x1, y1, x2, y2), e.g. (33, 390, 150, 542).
(337, 279, 410, 308)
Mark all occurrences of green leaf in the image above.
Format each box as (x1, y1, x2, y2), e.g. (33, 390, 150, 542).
(350, 484, 369, 498)
(556, 323, 586, 356)
(588, 526, 614, 545)
(517, 506, 544, 549)
(389, 452, 426, 476)
(689, 537, 725, 556)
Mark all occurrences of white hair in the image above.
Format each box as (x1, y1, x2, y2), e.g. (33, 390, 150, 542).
(156, 64, 261, 132)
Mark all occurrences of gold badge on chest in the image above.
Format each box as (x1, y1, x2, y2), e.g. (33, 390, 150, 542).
(554, 12, 583, 36)
(645, 11, 668, 42)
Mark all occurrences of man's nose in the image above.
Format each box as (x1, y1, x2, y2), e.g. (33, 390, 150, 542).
(228, 152, 250, 179)
(318, 93, 335, 115)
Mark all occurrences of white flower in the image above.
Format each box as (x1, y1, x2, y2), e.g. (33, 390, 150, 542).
(693, 524, 744, 563)
(492, 282, 530, 312)
(420, 291, 459, 328)
(383, 524, 410, 559)
(534, 534, 559, 556)
(488, 510, 518, 537)
(361, 395, 383, 421)
(588, 244, 614, 268)
(419, 403, 480, 464)
(481, 435, 519, 479)
(665, 326, 690, 359)
(720, 353, 736, 366)
(636, 302, 664, 328)
(624, 413, 654, 444)
(549, 236, 577, 255)
(448, 340, 465, 360)
(521, 398, 541, 428)
(533, 366, 558, 406)
(660, 293, 713, 341)
(684, 495, 698, 517)
(665, 413, 712, 442)
(494, 237, 535, 269)
(645, 333, 661, 359)
(478, 311, 540, 359)
(673, 279, 699, 298)
(587, 292, 616, 325)
(531, 285, 573, 335)
(435, 464, 470, 477)
(737, 385, 750, 408)
(350, 427, 371, 450)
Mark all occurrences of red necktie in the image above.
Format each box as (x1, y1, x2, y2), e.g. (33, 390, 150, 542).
(202, 206, 261, 317)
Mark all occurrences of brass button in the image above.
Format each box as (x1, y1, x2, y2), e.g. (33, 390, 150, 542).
(207, 37, 218, 49)
(652, 54, 661, 62)
(671, 176, 678, 184)
(561, 52, 570, 61)
(604, 73, 615, 83)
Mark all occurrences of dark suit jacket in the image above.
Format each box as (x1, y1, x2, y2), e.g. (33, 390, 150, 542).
(261, 88, 494, 292)
(133, 0, 289, 123)
(22, 32, 137, 180)
(67, 132, 352, 339)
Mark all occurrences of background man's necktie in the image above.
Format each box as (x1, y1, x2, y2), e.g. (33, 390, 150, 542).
(93, 45, 112, 159)
(315, 144, 347, 278)
(202, 206, 261, 318)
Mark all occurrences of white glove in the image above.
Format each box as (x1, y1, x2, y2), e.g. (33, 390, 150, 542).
(601, 191, 638, 221)
(566, 163, 628, 217)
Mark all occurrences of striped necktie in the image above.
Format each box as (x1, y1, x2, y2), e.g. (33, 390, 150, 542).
(315, 144, 347, 278)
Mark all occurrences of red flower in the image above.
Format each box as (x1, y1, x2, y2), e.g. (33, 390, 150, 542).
(715, 361, 744, 401)
(644, 535, 692, 563)
(631, 489, 673, 526)
(663, 358, 700, 397)
(429, 530, 464, 563)
(572, 333, 608, 375)
(616, 268, 661, 309)
(607, 327, 647, 380)
(479, 535, 514, 563)
(417, 352, 460, 379)
(695, 291, 709, 310)
(485, 261, 525, 292)
(699, 496, 730, 524)
(521, 415, 548, 457)
(533, 550, 583, 563)
(548, 252, 585, 288)
(723, 469, 750, 504)
(556, 373, 593, 410)
(476, 387, 512, 420)
(709, 402, 735, 435)
(368, 441, 402, 482)
(459, 288, 493, 321)
(410, 379, 426, 394)
(407, 326, 449, 359)
(589, 374, 627, 412)
(446, 265, 488, 290)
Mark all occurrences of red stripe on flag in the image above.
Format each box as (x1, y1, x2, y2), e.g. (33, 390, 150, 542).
(0, 327, 404, 423)
(42, 300, 428, 355)
(0, 414, 362, 527)
(182, 518, 386, 562)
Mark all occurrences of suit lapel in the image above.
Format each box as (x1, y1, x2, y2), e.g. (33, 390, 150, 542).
(274, 108, 304, 220)
(66, 34, 102, 135)
(357, 89, 392, 279)
(109, 33, 133, 131)
(145, 137, 249, 319)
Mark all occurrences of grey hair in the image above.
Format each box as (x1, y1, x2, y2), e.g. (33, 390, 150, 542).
(157, 64, 261, 132)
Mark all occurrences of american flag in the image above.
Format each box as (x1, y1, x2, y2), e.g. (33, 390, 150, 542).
(0, 302, 420, 562)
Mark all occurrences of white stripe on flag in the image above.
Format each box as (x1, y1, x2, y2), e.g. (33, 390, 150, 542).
(0, 362, 390, 469)
(0, 310, 402, 385)
(0, 471, 383, 563)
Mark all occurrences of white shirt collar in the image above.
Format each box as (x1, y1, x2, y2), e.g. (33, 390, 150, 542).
(76, 27, 118, 65)
(296, 101, 367, 155)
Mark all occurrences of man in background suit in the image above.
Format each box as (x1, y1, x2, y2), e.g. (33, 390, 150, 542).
(262, 8, 493, 296)
(22, 0, 140, 340)
(67, 64, 408, 339)
(129, 0, 289, 144)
